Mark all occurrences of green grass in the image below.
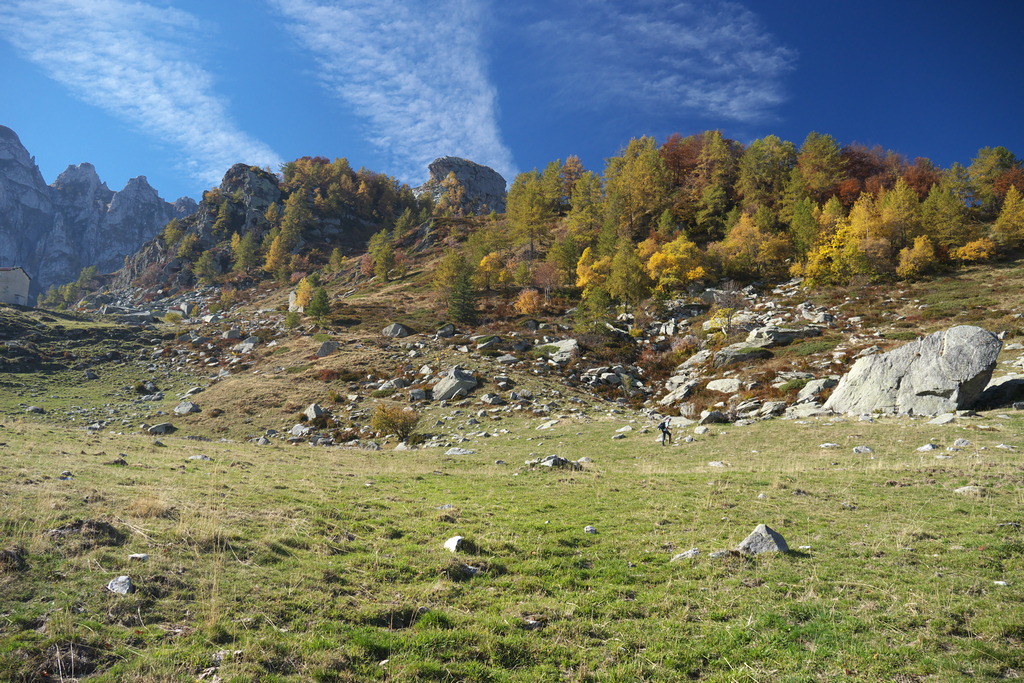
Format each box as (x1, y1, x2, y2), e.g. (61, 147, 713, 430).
(1, 412, 1022, 681)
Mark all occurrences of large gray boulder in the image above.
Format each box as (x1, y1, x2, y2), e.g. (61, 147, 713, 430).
(432, 366, 477, 401)
(414, 157, 507, 215)
(824, 326, 1001, 416)
(745, 326, 821, 348)
(382, 323, 414, 338)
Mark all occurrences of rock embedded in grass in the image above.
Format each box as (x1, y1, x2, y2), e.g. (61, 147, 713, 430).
(174, 401, 200, 415)
(444, 536, 464, 552)
(736, 524, 789, 555)
(106, 575, 134, 594)
(670, 548, 700, 562)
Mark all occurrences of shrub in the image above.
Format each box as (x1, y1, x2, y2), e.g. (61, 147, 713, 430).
(513, 289, 543, 316)
(370, 404, 420, 440)
(285, 311, 301, 329)
(951, 238, 997, 264)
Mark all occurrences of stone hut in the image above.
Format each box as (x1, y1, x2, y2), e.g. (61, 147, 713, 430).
(0, 267, 30, 306)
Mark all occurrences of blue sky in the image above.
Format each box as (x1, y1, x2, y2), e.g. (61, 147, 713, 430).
(1, 0, 1022, 203)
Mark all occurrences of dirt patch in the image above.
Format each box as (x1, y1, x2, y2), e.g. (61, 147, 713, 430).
(46, 519, 126, 554)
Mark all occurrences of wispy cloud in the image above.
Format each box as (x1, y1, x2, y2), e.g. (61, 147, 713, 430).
(0, 0, 282, 187)
(269, 0, 517, 185)
(516, 0, 795, 123)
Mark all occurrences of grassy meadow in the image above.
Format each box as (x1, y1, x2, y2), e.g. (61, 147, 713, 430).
(1, 409, 1022, 681)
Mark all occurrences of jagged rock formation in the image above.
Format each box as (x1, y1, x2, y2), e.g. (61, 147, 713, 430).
(823, 325, 1001, 416)
(415, 156, 507, 215)
(0, 125, 195, 297)
(116, 163, 281, 291)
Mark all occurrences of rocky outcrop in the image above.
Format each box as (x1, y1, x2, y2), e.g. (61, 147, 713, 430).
(823, 325, 1001, 416)
(414, 157, 507, 214)
(0, 126, 195, 297)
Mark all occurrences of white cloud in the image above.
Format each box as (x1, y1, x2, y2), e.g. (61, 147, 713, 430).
(517, 0, 795, 123)
(0, 0, 282, 186)
(269, 0, 517, 185)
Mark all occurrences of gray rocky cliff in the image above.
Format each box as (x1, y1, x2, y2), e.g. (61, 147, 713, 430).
(415, 156, 507, 214)
(0, 125, 195, 298)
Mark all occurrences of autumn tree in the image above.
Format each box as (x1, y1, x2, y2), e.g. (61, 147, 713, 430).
(161, 218, 185, 248)
(896, 236, 939, 280)
(709, 213, 793, 280)
(294, 276, 315, 309)
(211, 200, 234, 238)
(795, 132, 845, 203)
(367, 229, 395, 281)
(231, 232, 259, 272)
(603, 137, 671, 239)
(644, 233, 706, 293)
(328, 247, 345, 273)
(436, 172, 467, 217)
(877, 178, 922, 252)
(279, 191, 313, 250)
(921, 185, 970, 250)
(474, 252, 508, 291)
(565, 171, 604, 244)
(788, 197, 819, 258)
(506, 170, 553, 259)
(561, 155, 586, 202)
(193, 250, 220, 284)
(263, 234, 290, 282)
(546, 234, 581, 287)
(736, 134, 796, 213)
(605, 237, 651, 307)
(991, 185, 1024, 249)
(513, 288, 544, 316)
(574, 246, 611, 295)
(969, 146, 1019, 217)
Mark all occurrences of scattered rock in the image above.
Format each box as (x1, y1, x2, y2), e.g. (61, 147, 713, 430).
(584, 526, 597, 534)
(147, 423, 176, 435)
(433, 366, 478, 401)
(106, 575, 134, 595)
(444, 536, 464, 552)
(445, 448, 476, 456)
(706, 378, 741, 394)
(304, 403, 326, 421)
(853, 446, 873, 454)
(954, 485, 985, 497)
(382, 323, 414, 338)
(736, 524, 789, 555)
(315, 340, 340, 357)
(174, 401, 201, 415)
(670, 548, 700, 562)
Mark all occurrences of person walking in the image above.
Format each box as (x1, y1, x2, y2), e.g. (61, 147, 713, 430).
(657, 418, 672, 446)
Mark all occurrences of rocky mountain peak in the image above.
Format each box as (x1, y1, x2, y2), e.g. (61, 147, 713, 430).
(52, 163, 114, 204)
(0, 127, 194, 297)
(415, 156, 507, 214)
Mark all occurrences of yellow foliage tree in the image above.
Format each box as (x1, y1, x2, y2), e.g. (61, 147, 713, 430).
(513, 288, 544, 316)
(896, 235, 938, 280)
(294, 277, 315, 309)
(644, 234, 706, 293)
(574, 247, 611, 295)
(991, 185, 1024, 249)
(263, 234, 289, 281)
(709, 213, 792, 280)
(474, 251, 508, 291)
(951, 237, 997, 263)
